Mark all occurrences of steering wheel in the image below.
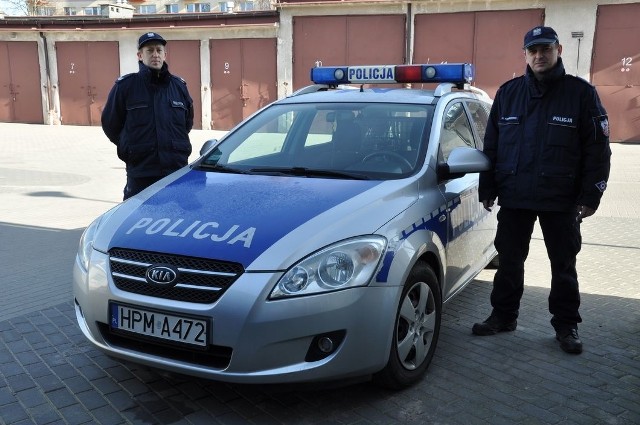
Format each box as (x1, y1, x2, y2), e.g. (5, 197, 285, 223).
(361, 151, 413, 172)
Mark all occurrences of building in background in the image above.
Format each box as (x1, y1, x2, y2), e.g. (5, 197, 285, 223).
(0, 0, 271, 16)
(0, 0, 638, 141)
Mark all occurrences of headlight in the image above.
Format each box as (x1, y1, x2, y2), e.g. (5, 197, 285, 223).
(270, 236, 387, 299)
(77, 217, 101, 272)
(77, 207, 118, 272)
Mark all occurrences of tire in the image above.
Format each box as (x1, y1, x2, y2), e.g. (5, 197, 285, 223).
(373, 262, 442, 390)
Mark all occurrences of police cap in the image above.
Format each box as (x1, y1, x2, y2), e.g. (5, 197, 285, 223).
(138, 32, 167, 50)
(523, 26, 559, 49)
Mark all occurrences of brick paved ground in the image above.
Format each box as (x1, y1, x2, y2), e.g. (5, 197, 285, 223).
(0, 122, 638, 424)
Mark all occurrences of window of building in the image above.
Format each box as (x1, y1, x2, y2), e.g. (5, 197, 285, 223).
(84, 7, 101, 15)
(138, 4, 157, 14)
(186, 3, 211, 12)
(165, 4, 179, 13)
(238, 1, 254, 11)
(64, 7, 77, 15)
(36, 7, 56, 16)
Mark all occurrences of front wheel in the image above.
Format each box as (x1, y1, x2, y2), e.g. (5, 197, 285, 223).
(374, 262, 442, 389)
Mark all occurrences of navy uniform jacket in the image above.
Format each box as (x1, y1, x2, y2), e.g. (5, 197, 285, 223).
(479, 57, 611, 212)
(101, 61, 194, 178)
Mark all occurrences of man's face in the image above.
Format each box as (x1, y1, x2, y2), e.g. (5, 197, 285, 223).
(525, 43, 562, 78)
(138, 42, 166, 70)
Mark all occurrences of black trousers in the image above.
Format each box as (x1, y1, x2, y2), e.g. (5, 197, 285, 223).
(123, 175, 164, 200)
(490, 207, 582, 330)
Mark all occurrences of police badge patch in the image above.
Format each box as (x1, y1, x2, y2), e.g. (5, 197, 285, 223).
(595, 181, 607, 192)
(599, 117, 610, 137)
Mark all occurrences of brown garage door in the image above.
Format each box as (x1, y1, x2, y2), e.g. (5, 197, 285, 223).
(592, 3, 640, 142)
(0, 41, 43, 124)
(210, 38, 277, 131)
(292, 15, 406, 91)
(167, 40, 202, 130)
(414, 9, 543, 98)
(56, 41, 119, 126)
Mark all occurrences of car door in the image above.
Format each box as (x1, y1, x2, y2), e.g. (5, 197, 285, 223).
(437, 99, 488, 300)
(466, 99, 499, 264)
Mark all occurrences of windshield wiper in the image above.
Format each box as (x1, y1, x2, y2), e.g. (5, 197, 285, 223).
(248, 166, 369, 180)
(196, 163, 252, 174)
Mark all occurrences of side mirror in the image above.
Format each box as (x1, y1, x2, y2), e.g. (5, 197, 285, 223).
(437, 146, 490, 180)
(199, 139, 218, 156)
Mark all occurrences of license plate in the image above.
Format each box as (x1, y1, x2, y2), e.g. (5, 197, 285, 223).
(109, 303, 209, 348)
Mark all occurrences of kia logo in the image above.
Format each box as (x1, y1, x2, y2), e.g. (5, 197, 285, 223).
(145, 265, 179, 286)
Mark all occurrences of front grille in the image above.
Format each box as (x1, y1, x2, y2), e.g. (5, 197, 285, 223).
(109, 248, 244, 303)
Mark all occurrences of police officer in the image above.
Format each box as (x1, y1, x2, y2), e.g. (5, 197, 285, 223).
(473, 26, 611, 354)
(102, 32, 194, 200)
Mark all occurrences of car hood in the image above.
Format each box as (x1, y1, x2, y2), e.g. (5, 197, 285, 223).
(93, 170, 419, 270)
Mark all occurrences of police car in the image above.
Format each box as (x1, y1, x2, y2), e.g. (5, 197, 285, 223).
(73, 63, 497, 389)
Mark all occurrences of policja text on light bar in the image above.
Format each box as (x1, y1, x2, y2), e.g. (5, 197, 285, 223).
(310, 63, 474, 86)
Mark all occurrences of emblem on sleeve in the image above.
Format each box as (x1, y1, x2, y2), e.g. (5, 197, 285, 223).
(599, 118, 610, 137)
(595, 181, 607, 192)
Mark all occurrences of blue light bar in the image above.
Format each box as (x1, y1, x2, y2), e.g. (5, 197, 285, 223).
(310, 63, 474, 86)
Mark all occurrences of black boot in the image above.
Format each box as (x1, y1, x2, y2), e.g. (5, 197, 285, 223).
(556, 328, 583, 354)
(472, 315, 517, 336)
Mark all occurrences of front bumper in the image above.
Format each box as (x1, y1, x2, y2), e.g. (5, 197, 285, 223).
(73, 249, 401, 384)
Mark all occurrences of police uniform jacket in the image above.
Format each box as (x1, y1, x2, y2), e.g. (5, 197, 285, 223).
(101, 61, 194, 178)
(479, 57, 611, 212)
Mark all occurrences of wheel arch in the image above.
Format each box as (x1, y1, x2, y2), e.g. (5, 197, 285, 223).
(384, 227, 445, 292)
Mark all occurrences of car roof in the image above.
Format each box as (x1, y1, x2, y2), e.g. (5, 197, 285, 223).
(277, 84, 490, 106)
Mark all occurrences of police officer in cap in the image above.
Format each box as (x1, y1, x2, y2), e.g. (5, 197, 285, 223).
(473, 26, 611, 354)
(102, 32, 194, 200)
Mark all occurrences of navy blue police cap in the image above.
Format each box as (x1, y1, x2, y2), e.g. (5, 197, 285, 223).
(523, 26, 559, 49)
(138, 32, 166, 49)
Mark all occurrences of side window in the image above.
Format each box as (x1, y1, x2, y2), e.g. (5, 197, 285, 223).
(467, 101, 491, 150)
(439, 101, 475, 162)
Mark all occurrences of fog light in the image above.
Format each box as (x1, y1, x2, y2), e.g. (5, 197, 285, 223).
(305, 330, 346, 362)
(317, 336, 334, 353)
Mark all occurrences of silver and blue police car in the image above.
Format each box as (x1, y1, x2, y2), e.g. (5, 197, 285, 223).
(73, 63, 497, 389)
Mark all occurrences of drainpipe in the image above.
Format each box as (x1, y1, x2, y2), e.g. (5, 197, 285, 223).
(39, 32, 56, 124)
(405, 2, 412, 65)
(571, 31, 584, 75)
(403, 3, 413, 89)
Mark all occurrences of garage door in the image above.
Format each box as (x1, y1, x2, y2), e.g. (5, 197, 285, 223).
(592, 3, 640, 142)
(0, 41, 43, 124)
(414, 9, 543, 98)
(167, 40, 202, 130)
(210, 38, 277, 130)
(292, 15, 406, 91)
(57, 41, 120, 126)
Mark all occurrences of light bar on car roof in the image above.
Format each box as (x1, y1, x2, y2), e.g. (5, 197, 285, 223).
(310, 63, 474, 85)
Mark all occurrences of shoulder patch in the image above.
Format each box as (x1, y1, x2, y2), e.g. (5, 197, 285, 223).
(596, 116, 610, 138)
(171, 75, 187, 85)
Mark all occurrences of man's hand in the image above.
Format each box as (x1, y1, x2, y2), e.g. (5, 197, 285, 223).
(576, 205, 596, 222)
(481, 199, 495, 212)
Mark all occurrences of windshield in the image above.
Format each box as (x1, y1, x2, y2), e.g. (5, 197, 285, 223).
(199, 102, 434, 180)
